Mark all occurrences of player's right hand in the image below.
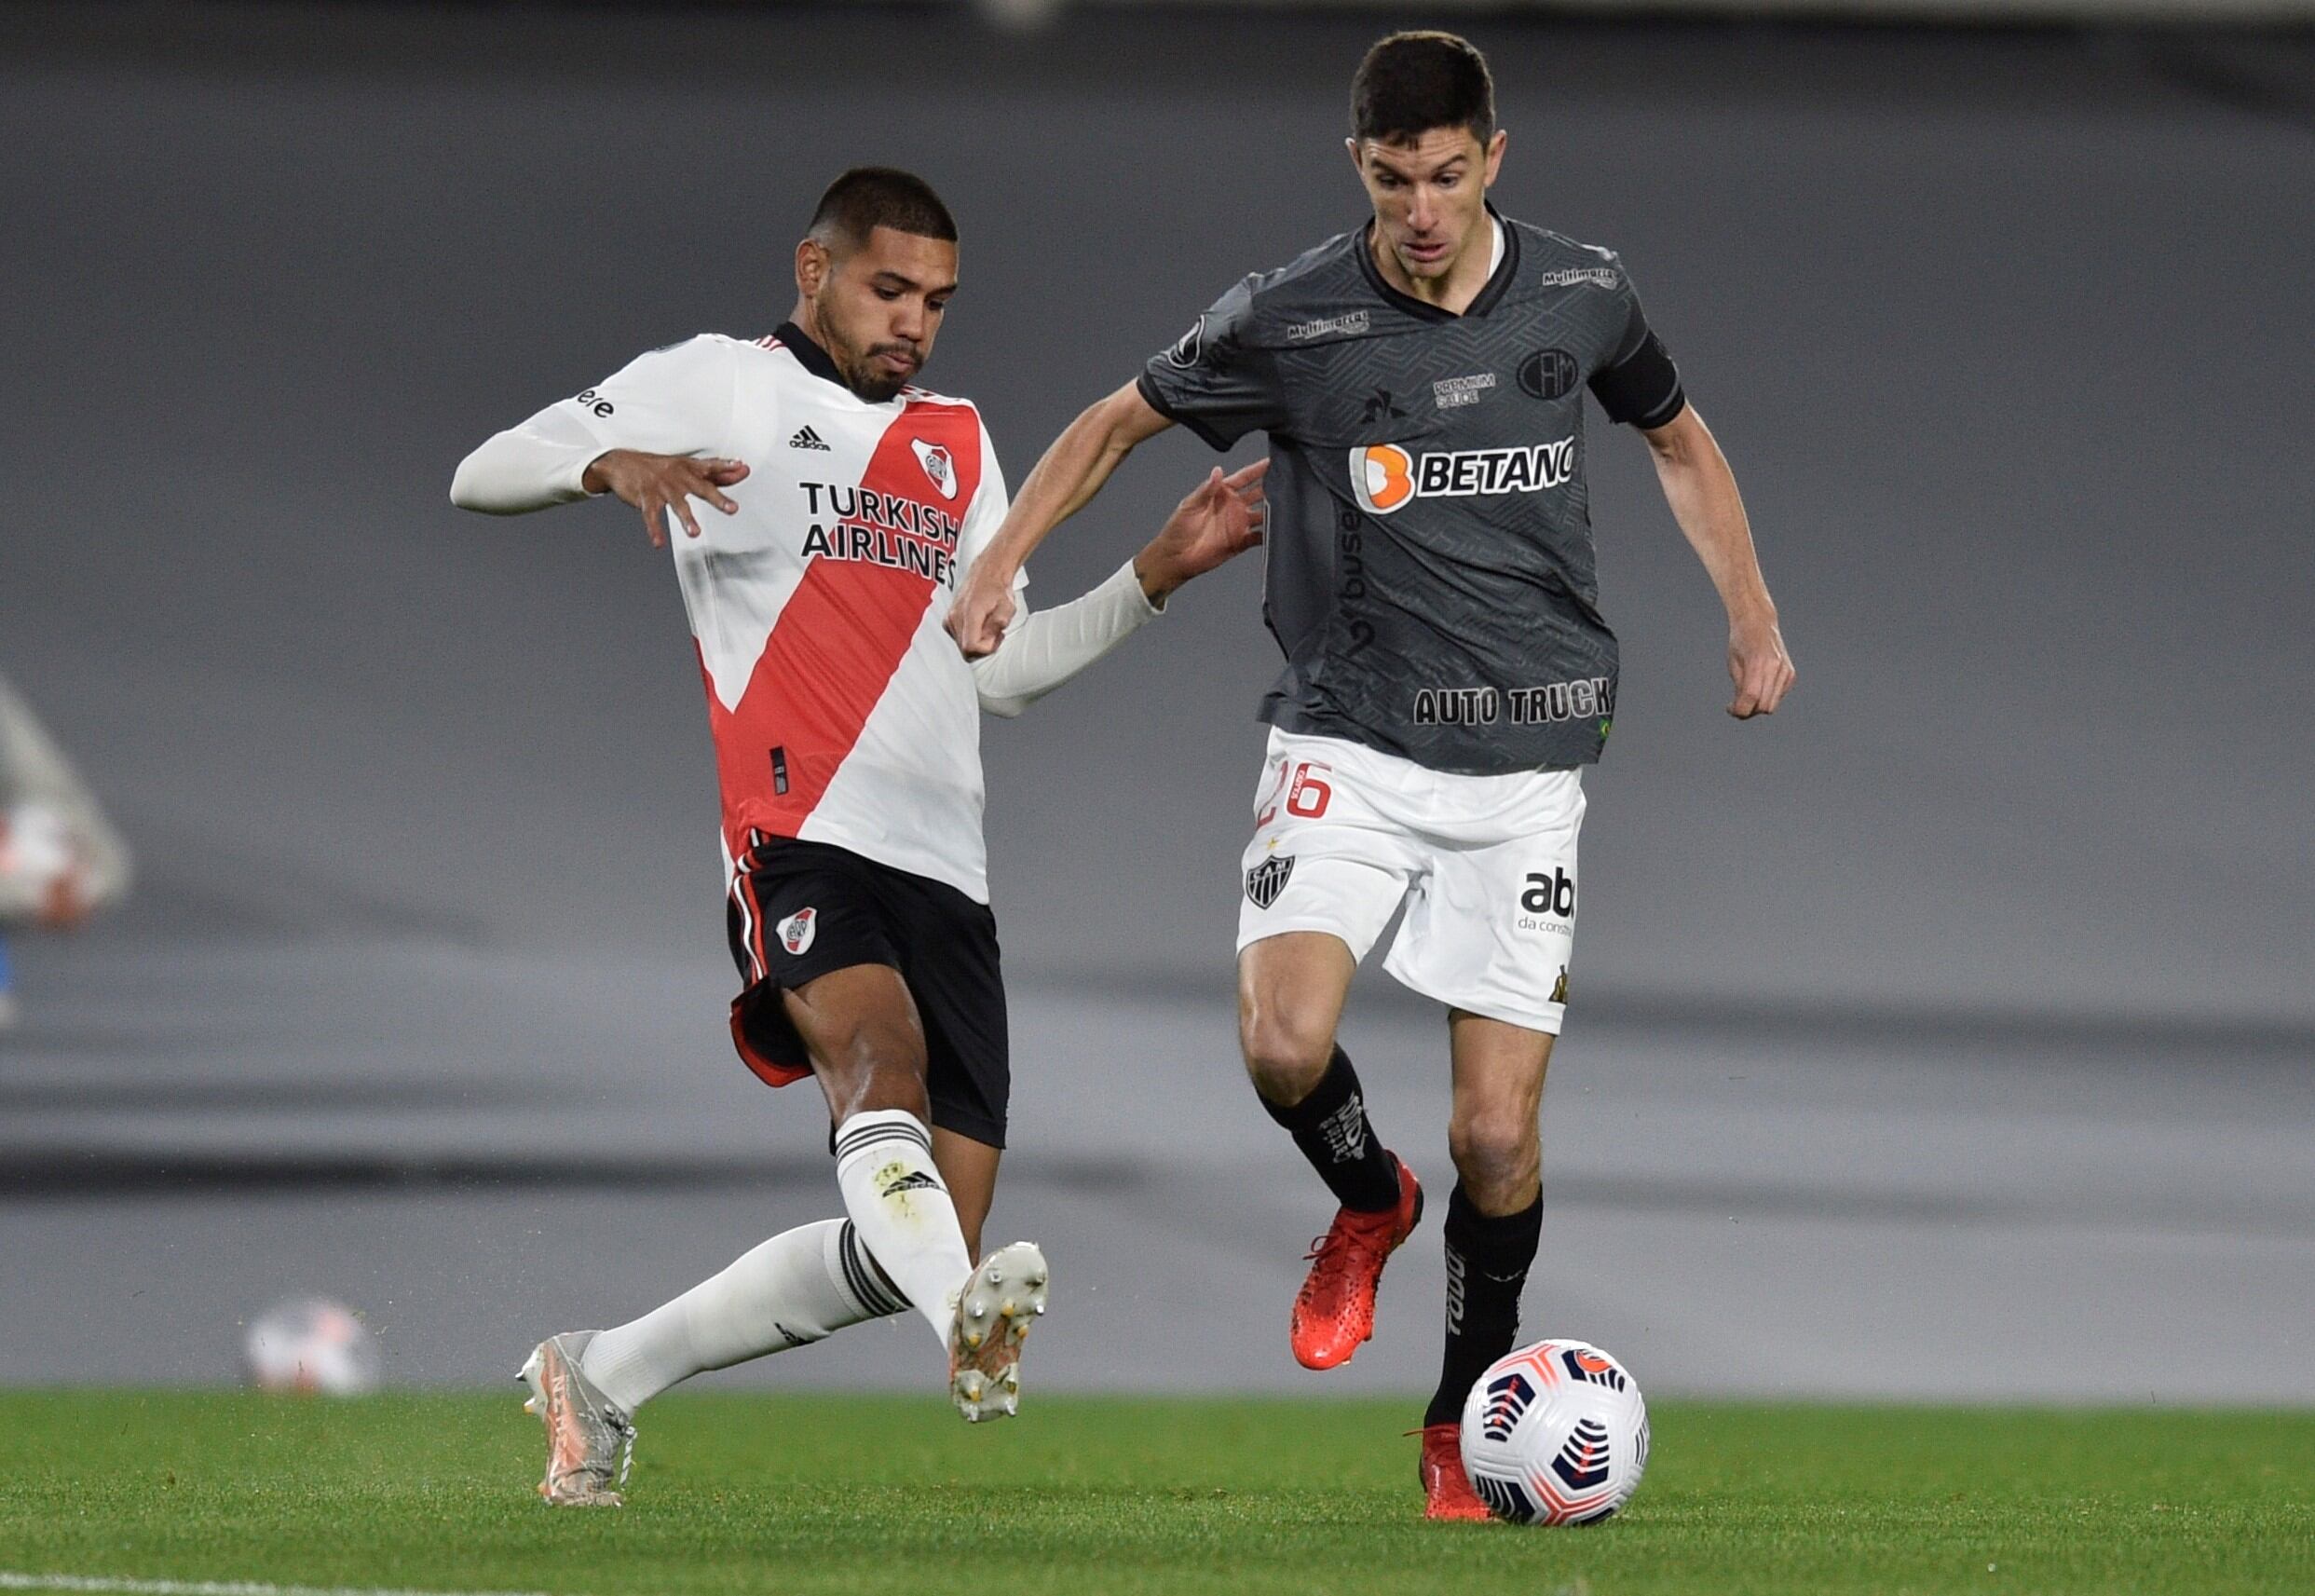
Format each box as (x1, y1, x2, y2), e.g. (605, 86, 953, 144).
(582, 449, 750, 549)
(1726, 614, 1796, 718)
(946, 558, 1018, 660)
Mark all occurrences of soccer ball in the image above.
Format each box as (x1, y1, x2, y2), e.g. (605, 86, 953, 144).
(1459, 1338, 1649, 1524)
(243, 1297, 380, 1396)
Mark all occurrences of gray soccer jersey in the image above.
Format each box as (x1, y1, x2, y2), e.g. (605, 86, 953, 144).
(1138, 210, 1684, 774)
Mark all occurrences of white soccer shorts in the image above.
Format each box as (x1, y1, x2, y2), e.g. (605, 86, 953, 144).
(1235, 728, 1585, 1036)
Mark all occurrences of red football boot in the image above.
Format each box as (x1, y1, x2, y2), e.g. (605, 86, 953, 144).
(1288, 1156, 1423, 1371)
(1419, 1423, 1492, 1521)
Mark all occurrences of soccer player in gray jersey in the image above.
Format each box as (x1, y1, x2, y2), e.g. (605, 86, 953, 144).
(947, 32, 1794, 1518)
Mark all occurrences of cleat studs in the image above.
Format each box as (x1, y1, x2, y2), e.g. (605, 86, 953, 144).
(985, 1264, 1003, 1284)
(523, 1398, 538, 1415)
(968, 1295, 990, 1319)
(1001, 1395, 1018, 1416)
(1001, 1298, 1016, 1316)
(1028, 1271, 1047, 1288)
(963, 1328, 985, 1350)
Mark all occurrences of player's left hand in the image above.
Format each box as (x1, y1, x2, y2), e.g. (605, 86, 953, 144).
(1727, 614, 1796, 718)
(1135, 459, 1269, 605)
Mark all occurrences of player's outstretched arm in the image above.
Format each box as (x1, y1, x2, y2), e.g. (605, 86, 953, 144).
(973, 460, 1265, 717)
(451, 419, 748, 549)
(450, 336, 747, 546)
(946, 380, 1172, 660)
(1641, 404, 1796, 719)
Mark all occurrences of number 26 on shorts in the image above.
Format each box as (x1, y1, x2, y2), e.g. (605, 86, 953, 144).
(1256, 759, 1333, 828)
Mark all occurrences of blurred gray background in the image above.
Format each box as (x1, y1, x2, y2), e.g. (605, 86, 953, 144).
(2, 1, 2310, 1402)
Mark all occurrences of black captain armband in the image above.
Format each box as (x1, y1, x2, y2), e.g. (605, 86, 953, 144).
(1588, 330, 1686, 430)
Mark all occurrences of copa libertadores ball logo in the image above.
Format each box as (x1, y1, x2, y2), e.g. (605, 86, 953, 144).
(1550, 1416, 1614, 1491)
(1479, 1370, 1538, 1442)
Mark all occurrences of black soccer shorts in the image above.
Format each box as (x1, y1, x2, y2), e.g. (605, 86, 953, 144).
(724, 832, 1010, 1149)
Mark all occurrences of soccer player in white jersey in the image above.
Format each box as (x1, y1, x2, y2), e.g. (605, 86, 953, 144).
(0, 672, 135, 1028)
(452, 168, 1264, 1506)
(947, 37, 1794, 1519)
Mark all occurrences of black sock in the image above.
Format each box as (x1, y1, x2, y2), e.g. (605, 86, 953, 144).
(1259, 1045, 1402, 1214)
(1423, 1182, 1544, 1428)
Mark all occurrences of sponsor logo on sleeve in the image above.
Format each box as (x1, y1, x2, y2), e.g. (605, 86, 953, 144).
(1162, 315, 1206, 369)
(777, 907, 817, 956)
(1245, 853, 1296, 909)
(1518, 348, 1580, 401)
(1349, 438, 1577, 515)
(910, 438, 957, 499)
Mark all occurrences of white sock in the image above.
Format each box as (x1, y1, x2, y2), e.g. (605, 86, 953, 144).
(833, 1108, 973, 1346)
(579, 1217, 907, 1413)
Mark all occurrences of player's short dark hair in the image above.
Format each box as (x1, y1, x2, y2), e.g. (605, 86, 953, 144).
(808, 167, 958, 253)
(1351, 32, 1495, 147)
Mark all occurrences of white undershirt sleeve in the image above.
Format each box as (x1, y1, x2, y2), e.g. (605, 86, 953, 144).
(449, 335, 739, 515)
(973, 560, 1162, 718)
(448, 403, 611, 512)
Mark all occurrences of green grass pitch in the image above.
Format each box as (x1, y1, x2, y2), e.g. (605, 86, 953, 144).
(3, 1392, 2309, 1595)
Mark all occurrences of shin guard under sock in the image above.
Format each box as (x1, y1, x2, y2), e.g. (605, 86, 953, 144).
(1260, 1045, 1402, 1213)
(1424, 1182, 1545, 1428)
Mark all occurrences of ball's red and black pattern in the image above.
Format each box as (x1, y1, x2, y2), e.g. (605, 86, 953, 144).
(1457, 1339, 1650, 1526)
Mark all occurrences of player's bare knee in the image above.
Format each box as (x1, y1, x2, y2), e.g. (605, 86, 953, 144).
(1448, 1110, 1540, 1205)
(1239, 1008, 1334, 1106)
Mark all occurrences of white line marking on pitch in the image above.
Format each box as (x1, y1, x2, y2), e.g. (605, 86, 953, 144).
(0, 1574, 565, 1596)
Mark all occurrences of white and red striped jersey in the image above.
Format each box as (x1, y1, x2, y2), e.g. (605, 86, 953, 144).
(456, 324, 1108, 905)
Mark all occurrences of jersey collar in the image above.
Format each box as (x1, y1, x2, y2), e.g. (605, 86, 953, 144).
(772, 320, 850, 390)
(1355, 201, 1519, 322)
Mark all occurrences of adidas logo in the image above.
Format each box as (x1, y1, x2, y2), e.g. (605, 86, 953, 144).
(788, 426, 830, 451)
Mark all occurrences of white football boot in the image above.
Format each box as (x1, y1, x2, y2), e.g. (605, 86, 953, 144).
(518, 1330, 635, 1507)
(947, 1240, 1050, 1423)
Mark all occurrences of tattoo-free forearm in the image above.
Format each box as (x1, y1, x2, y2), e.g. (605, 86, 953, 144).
(982, 384, 1169, 576)
(1646, 407, 1775, 624)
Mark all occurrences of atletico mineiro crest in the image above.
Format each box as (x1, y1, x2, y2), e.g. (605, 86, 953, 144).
(1245, 853, 1295, 909)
